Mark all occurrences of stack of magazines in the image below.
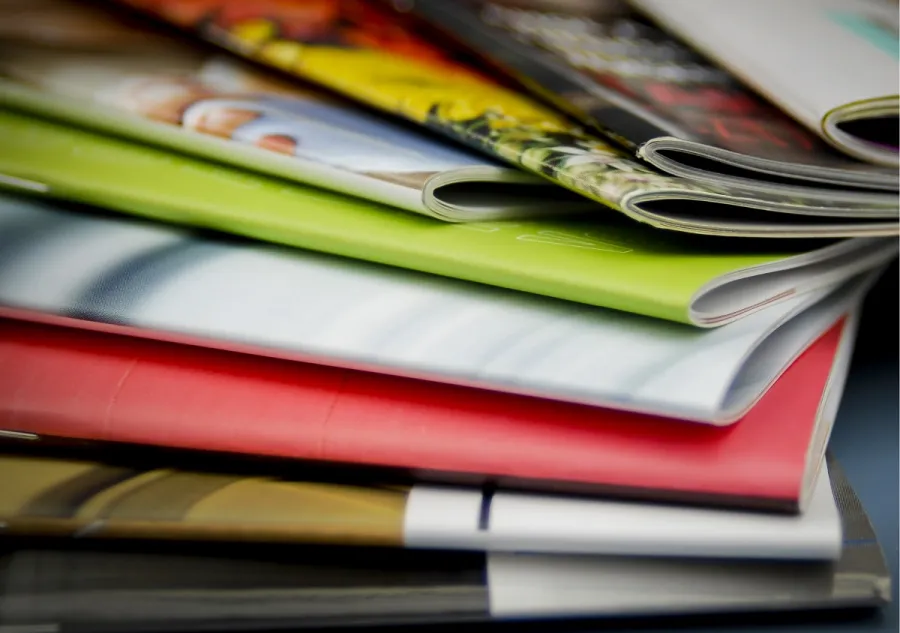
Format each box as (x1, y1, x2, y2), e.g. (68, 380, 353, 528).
(0, 0, 896, 630)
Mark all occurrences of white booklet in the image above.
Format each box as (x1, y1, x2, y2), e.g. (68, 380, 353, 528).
(0, 193, 887, 425)
(634, 0, 899, 166)
(406, 460, 842, 559)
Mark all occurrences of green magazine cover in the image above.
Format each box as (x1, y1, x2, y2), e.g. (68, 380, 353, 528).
(2, 106, 894, 326)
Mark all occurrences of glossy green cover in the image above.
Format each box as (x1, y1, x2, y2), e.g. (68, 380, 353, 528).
(0, 107, 799, 323)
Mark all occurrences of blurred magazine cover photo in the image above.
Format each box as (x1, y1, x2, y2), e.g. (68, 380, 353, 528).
(0, 0, 588, 221)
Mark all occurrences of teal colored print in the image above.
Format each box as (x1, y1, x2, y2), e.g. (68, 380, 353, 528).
(828, 11, 899, 59)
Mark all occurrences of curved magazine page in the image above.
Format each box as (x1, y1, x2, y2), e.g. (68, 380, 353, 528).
(107, 0, 898, 232)
(800, 308, 860, 511)
(0, 118, 828, 325)
(422, 165, 591, 221)
(0, 193, 869, 422)
(623, 195, 898, 238)
(632, 0, 899, 167)
(0, 0, 591, 223)
(640, 274, 874, 423)
(824, 99, 898, 168)
(408, 0, 899, 190)
(7, 77, 892, 236)
(0, 313, 848, 508)
(0, 450, 840, 560)
(690, 237, 898, 325)
(722, 307, 860, 510)
(0, 462, 887, 630)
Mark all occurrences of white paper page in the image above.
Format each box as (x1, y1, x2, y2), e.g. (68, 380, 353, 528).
(634, 0, 899, 132)
(0, 196, 853, 423)
(486, 551, 836, 617)
(404, 461, 840, 559)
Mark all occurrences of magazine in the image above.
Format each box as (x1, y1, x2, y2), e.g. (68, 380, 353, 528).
(1, 115, 896, 328)
(0, 450, 842, 560)
(0, 192, 884, 424)
(407, 0, 900, 192)
(71, 0, 897, 237)
(633, 0, 899, 167)
(0, 0, 594, 222)
(0, 457, 888, 631)
(0, 311, 861, 509)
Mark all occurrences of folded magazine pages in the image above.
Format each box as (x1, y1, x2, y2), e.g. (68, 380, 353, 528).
(0, 193, 883, 424)
(0, 117, 895, 327)
(408, 0, 899, 189)
(31, 0, 895, 237)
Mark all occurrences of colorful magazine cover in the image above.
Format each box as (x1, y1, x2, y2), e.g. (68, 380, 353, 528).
(0, 449, 843, 560)
(31, 0, 895, 237)
(409, 0, 899, 191)
(0, 0, 591, 222)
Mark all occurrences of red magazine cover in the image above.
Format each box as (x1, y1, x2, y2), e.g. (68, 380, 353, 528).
(0, 315, 850, 512)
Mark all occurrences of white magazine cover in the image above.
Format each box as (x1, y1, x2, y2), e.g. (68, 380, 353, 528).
(0, 193, 883, 425)
(633, 0, 899, 167)
(405, 460, 842, 560)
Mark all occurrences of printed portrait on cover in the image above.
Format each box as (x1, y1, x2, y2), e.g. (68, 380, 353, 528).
(100, 65, 486, 176)
(0, 0, 486, 191)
